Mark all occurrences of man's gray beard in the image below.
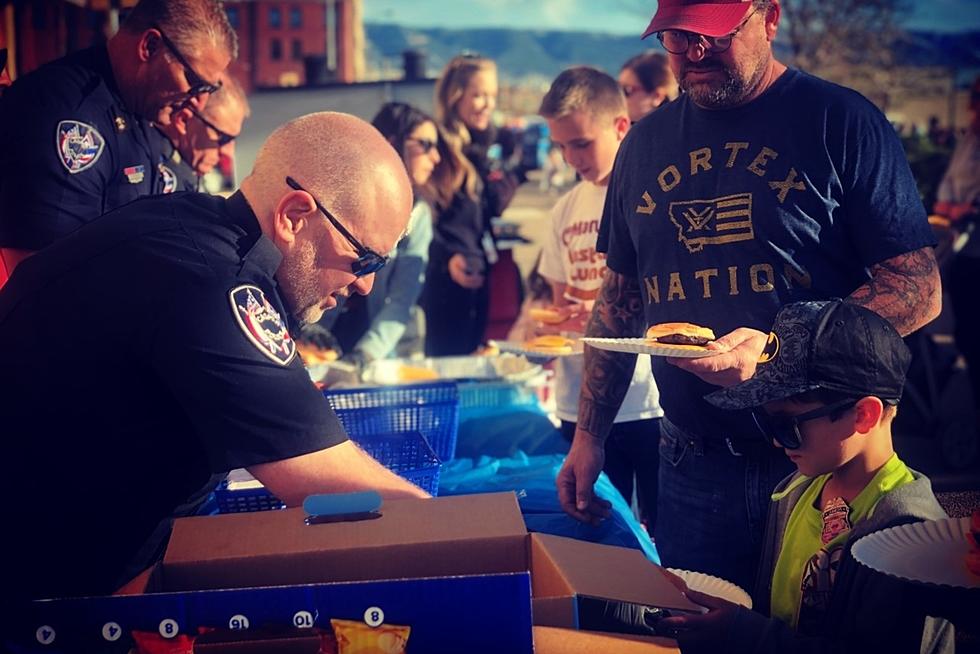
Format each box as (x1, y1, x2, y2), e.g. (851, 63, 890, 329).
(681, 62, 766, 109)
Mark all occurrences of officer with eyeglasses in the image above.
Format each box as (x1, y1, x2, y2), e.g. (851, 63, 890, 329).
(150, 74, 250, 194)
(563, 0, 942, 593)
(0, 112, 429, 602)
(0, 0, 236, 283)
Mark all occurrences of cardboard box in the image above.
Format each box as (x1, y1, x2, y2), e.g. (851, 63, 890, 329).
(164, 492, 528, 590)
(533, 625, 680, 653)
(530, 532, 702, 635)
(8, 492, 534, 653)
(8, 494, 698, 652)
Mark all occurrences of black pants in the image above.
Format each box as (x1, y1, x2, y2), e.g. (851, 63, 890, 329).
(949, 254, 980, 406)
(561, 418, 661, 529)
(422, 271, 490, 356)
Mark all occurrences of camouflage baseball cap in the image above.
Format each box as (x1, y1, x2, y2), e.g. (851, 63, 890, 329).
(706, 299, 911, 410)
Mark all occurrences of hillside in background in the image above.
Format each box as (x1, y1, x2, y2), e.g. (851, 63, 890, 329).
(366, 23, 980, 85)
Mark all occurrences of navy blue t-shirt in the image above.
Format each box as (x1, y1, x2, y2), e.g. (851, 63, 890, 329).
(0, 191, 347, 599)
(597, 69, 933, 439)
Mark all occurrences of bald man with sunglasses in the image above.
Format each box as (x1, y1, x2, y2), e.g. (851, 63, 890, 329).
(152, 75, 249, 194)
(0, 112, 428, 602)
(0, 0, 236, 282)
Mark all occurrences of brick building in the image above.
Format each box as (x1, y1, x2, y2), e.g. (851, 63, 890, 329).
(0, 0, 363, 92)
(226, 0, 362, 91)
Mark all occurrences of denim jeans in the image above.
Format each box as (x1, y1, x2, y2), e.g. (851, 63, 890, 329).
(654, 417, 794, 592)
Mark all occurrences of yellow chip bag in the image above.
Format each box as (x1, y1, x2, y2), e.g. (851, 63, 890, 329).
(331, 619, 410, 654)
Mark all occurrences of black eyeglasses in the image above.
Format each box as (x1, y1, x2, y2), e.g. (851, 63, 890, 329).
(284, 176, 388, 277)
(155, 25, 223, 98)
(187, 104, 237, 146)
(751, 398, 858, 450)
(405, 137, 438, 154)
(657, 10, 756, 56)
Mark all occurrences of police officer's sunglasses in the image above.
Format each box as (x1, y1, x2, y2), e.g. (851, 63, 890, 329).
(656, 9, 757, 55)
(187, 105, 238, 146)
(154, 26, 223, 98)
(750, 398, 859, 450)
(285, 176, 388, 277)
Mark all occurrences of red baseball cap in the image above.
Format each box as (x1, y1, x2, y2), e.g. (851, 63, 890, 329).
(642, 0, 754, 39)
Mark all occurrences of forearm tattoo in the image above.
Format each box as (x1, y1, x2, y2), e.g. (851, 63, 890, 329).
(577, 270, 646, 440)
(848, 247, 941, 336)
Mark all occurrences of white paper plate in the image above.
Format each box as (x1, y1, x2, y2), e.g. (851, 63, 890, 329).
(492, 339, 581, 363)
(851, 516, 980, 589)
(667, 569, 753, 609)
(581, 337, 724, 358)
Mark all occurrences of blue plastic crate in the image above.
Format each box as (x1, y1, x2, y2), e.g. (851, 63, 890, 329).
(457, 380, 539, 410)
(324, 382, 460, 461)
(214, 480, 285, 513)
(355, 431, 441, 496)
(214, 431, 442, 513)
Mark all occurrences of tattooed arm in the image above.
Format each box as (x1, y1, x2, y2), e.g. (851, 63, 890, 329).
(577, 270, 646, 441)
(847, 246, 942, 336)
(556, 270, 645, 523)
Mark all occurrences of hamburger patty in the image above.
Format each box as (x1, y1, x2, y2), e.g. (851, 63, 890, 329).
(656, 334, 711, 346)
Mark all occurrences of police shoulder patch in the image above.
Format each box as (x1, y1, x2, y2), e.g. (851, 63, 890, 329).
(158, 163, 177, 193)
(229, 285, 297, 365)
(56, 120, 105, 174)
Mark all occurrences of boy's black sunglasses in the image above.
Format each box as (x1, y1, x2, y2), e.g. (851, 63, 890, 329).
(155, 25, 223, 98)
(284, 176, 388, 277)
(751, 398, 859, 450)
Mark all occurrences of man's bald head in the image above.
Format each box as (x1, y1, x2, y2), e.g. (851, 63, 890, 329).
(241, 112, 414, 324)
(243, 112, 412, 244)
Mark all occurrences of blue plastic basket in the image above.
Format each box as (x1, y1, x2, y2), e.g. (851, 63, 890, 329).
(324, 382, 460, 462)
(213, 431, 443, 513)
(457, 380, 539, 410)
(355, 431, 441, 495)
(214, 482, 285, 513)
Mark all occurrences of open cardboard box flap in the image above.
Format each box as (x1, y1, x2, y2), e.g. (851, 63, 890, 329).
(530, 532, 702, 628)
(162, 492, 528, 591)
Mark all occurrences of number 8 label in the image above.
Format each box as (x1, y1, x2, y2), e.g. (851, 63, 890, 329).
(158, 618, 179, 638)
(364, 606, 384, 627)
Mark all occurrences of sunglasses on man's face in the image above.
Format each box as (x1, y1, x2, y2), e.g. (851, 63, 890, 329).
(284, 176, 388, 277)
(187, 105, 237, 146)
(155, 26, 222, 98)
(751, 398, 859, 450)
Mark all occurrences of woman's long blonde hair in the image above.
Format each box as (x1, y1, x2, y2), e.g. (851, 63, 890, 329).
(433, 54, 496, 204)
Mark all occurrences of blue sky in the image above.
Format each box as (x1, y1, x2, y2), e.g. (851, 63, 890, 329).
(363, 0, 980, 34)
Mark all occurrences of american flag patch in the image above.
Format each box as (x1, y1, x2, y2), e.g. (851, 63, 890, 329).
(668, 193, 754, 253)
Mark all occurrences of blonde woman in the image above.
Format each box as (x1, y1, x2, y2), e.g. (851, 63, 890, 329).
(422, 54, 521, 356)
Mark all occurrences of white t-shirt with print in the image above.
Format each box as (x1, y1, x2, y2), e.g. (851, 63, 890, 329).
(538, 180, 663, 423)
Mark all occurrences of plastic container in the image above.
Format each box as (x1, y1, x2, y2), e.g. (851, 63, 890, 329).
(324, 382, 460, 462)
(214, 431, 442, 513)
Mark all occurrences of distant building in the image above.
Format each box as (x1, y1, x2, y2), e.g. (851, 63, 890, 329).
(226, 0, 364, 91)
(0, 0, 364, 93)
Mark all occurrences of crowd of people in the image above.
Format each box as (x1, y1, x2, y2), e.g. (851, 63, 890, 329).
(0, 0, 975, 652)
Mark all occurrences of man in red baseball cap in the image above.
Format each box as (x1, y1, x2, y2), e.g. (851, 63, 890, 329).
(559, 0, 941, 594)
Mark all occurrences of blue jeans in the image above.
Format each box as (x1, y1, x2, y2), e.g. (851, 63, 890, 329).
(654, 417, 794, 592)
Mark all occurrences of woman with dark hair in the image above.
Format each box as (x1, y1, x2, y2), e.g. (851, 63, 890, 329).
(422, 53, 523, 356)
(619, 51, 677, 124)
(312, 102, 444, 365)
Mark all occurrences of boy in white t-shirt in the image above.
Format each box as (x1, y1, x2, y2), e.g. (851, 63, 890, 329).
(537, 67, 663, 527)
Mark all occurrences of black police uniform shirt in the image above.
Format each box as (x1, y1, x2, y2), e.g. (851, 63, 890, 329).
(597, 69, 935, 441)
(149, 124, 202, 193)
(0, 191, 348, 600)
(0, 45, 161, 251)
